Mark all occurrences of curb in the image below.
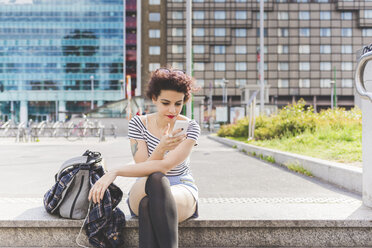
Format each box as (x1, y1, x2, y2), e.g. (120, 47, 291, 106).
(208, 135, 362, 195)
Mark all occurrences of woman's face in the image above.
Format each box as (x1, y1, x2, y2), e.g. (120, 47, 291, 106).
(152, 90, 185, 122)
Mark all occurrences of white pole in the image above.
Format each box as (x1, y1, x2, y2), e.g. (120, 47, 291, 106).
(186, 0, 192, 119)
(259, 0, 265, 114)
(331, 81, 334, 109)
(136, 0, 141, 96)
(90, 75, 94, 110)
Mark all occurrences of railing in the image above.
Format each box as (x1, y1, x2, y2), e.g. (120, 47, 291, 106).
(355, 45, 372, 102)
(0, 119, 117, 142)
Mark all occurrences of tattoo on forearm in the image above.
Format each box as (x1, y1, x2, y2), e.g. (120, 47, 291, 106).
(131, 140, 138, 156)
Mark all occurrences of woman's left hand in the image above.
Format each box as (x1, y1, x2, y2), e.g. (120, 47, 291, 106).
(88, 171, 117, 204)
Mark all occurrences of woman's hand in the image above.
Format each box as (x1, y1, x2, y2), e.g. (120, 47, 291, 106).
(88, 170, 117, 204)
(158, 124, 186, 153)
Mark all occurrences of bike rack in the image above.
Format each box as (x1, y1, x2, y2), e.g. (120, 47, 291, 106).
(355, 49, 372, 102)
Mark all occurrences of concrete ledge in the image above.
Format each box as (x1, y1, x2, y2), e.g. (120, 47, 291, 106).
(208, 135, 362, 195)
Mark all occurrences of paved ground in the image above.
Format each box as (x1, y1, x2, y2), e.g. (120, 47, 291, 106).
(1, 135, 371, 220)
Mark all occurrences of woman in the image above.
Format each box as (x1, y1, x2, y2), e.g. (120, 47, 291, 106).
(88, 67, 200, 248)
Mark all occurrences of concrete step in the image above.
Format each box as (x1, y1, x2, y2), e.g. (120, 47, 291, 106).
(3, 197, 372, 247)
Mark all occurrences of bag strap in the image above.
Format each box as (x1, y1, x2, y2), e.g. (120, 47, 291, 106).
(55, 150, 102, 181)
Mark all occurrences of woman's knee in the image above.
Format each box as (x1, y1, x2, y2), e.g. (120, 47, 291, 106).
(145, 171, 168, 194)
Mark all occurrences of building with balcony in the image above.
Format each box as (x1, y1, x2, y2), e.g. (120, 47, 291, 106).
(140, 0, 372, 114)
(0, 0, 138, 123)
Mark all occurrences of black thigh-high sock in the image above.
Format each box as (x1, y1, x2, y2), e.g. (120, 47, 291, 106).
(145, 172, 178, 248)
(139, 196, 159, 248)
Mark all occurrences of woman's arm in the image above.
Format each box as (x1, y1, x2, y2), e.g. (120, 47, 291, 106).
(89, 138, 195, 203)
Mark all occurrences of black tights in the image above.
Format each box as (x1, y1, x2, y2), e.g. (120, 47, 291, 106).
(138, 172, 178, 248)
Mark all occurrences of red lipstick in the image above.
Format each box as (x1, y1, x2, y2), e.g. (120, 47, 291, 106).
(166, 115, 175, 119)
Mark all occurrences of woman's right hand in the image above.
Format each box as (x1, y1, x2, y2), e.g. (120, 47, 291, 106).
(158, 124, 186, 152)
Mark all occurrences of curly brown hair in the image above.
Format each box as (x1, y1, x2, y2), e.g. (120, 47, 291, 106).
(145, 67, 198, 102)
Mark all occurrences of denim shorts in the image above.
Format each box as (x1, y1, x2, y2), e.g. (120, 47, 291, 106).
(127, 173, 199, 219)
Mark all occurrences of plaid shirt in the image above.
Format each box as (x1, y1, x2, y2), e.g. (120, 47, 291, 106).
(44, 165, 126, 248)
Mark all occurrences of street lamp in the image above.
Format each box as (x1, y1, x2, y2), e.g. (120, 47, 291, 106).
(90, 75, 94, 110)
(222, 78, 229, 104)
(330, 80, 335, 110)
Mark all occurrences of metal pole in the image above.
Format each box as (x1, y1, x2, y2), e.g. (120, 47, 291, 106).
(90, 75, 94, 110)
(186, 0, 192, 119)
(331, 81, 334, 110)
(123, 0, 126, 98)
(136, 0, 141, 96)
(259, 0, 265, 114)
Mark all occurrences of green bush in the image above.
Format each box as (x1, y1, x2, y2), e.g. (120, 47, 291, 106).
(217, 99, 361, 142)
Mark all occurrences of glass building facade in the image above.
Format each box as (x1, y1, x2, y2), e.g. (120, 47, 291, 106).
(0, 0, 136, 123)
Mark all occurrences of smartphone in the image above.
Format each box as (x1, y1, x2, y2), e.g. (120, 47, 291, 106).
(171, 120, 189, 137)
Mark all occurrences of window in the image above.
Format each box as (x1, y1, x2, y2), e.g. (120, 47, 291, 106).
(214, 28, 226, 36)
(256, 12, 267, 20)
(214, 11, 226, 19)
(278, 12, 289, 20)
(299, 79, 310, 88)
(236, 11, 247, 20)
(278, 45, 288, 54)
(193, 28, 205, 36)
(320, 62, 331, 71)
(173, 11, 183, 19)
(149, 13, 160, 21)
(299, 45, 310, 54)
(172, 45, 183, 54)
(215, 62, 225, 71)
(278, 62, 289, 71)
(342, 79, 353, 88)
(149, 46, 160, 55)
(320, 79, 331, 88)
(341, 28, 352, 37)
(299, 11, 310, 20)
(342, 62, 353, 71)
(299, 62, 310, 71)
(193, 0, 204, 2)
(215, 0, 225, 2)
(236, 62, 247, 71)
(278, 79, 289, 88)
(257, 28, 268, 37)
(172, 28, 183, 36)
(341, 12, 352, 20)
(365, 10, 372, 18)
(278, 28, 289, 37)
(320, 28, 331, 37)
(193, 11, 204, 20)
(342, 45, 352, 54)
(320, 45, 331, 54)
(149, 29, 160, 38)
(214, 45, 225, 54)
(235, 29, 246, 37)
(235, 46, 246, 54)
(149, 0, 160, 4)
(196, 79, 205, 87)
(172, 0, 182, 2)
(193, 45, 205, 53)
(363, 29, 372, 36)
(172, 62, 184, 70)
(149, 63, 160, 71)
(299, 28, 310, 37)
(320, 11, 331, 20)
(236, 79, 247, 87)
(194, 62, 204, 71)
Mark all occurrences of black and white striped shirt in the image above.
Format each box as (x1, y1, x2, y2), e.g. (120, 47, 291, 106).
(128, 115, 200, 176)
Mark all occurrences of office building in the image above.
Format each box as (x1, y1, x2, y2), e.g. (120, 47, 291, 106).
(0, 0, 138, 123)
(141, 0, 372, 112)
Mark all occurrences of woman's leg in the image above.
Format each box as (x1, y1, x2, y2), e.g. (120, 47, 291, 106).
(138, 196, 160, 248)
(144, 172, 178, 248)
(128, 176, 197, 223)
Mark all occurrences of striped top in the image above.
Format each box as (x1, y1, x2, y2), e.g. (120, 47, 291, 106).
(128, 115, 200, 176)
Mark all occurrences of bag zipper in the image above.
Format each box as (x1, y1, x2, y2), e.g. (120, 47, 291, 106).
(70, 175, 85, 219)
